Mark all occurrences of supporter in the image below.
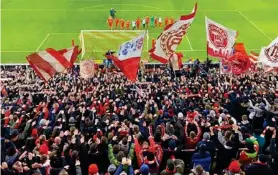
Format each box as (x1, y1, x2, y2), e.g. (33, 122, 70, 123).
(1, 65, 278, 175)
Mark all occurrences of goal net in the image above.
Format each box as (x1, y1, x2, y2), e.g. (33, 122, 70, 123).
(80, 30, 149, 63)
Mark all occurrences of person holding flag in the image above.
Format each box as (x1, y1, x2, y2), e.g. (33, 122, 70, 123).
(125, 20, 130, 30)
(120, 18, 125, 30)
(146, 16, 150, 28)
(107, 16, 113, 30)
(104, 32, 146, 82)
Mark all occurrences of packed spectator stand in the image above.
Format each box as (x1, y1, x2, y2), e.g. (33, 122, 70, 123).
(1, 63, 278, 175)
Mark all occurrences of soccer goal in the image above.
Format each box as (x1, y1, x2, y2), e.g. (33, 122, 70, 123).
(80, 30, 149, 63)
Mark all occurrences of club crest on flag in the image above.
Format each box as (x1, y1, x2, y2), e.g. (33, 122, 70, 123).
(80, 60, 95, 79)
(208, 24, 228, 48)
(160, 24, 190, 57)
(118, 35, 144, 59)
(264, 43, 278, 63)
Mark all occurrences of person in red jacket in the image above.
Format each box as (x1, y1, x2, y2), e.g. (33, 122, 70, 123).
(184, 121, 202, 149)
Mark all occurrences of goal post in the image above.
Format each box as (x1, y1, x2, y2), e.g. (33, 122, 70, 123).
(79, 30, 149, 63)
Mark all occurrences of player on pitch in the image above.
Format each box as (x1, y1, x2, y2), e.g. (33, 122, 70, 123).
(110, 8, 116, 19)
(170, 17, 175, 24)
(150, 16, 155, 28)
(158, 17, 162, 28)
(115, 18, 120, 29)
(120, 19, 125, 30)
(154, 17, 158, 27)
(145, 16, 150, 28)
(125, 20, 130, 30)
(164, 17, 169, 26)
(107, 16, 113, 30)
(136, 17, 141, 30)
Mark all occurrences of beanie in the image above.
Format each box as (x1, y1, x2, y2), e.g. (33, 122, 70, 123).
(140, 164, 149, 175)
(203, 132, 210, 141)
(31, 128, 38, 138)
(228, 160, 240, 173)
(89, 164, 98, 174)
(39, 144, 49, 155)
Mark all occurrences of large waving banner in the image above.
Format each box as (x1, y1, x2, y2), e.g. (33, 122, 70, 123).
(149, 3, 197, 63)
(206, 17, 237, 59)
(259, 37, 278, 67)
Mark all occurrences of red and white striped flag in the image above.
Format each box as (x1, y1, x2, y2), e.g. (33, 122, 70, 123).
(249, 51, 259, 63)
(149, 3, 197, 63)
(26, 46, 80, 81)
(206, 17, 237, 59)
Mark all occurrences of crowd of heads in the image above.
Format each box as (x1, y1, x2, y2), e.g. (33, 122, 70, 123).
(1, 64, 278, 175)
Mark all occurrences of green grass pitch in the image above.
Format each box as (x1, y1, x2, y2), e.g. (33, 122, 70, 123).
(1, 0, 278, 63)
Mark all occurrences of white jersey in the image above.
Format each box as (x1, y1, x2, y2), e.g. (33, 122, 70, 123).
(142, 19, 146, 24)
(158, 18, 162, 23)
(132, 21, 136, 27)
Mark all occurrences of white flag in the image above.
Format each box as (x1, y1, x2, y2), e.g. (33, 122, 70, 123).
(205, 17, 237, 59)
(259, 37, 278, 67)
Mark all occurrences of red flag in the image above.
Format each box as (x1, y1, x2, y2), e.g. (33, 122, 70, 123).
(26, 46, 80, 81)
(227, 43, 251, 75)
(105, 32, 145, 82)
(149, 3, 197, 63)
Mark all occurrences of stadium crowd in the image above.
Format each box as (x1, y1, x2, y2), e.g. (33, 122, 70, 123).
(1, 63, 278, 175)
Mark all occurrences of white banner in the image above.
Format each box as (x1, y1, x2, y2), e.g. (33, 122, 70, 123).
(259, 37, 278, 67)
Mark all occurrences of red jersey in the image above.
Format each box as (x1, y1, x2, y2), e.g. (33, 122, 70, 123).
(120, 19, 125, 29)
(146, 16, 150, 24)
(125, 21, 130, 29)
(107, 18, 113, 26)
(170, 17, 174, 24)
(154, 18, 158, 25)
(165, 17, 169, 26)
(115, 18, 120, 27)
(136, 18, 141, 26)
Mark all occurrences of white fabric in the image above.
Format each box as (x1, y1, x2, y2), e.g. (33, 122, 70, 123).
(205, 17, 237, 59)
(259, 37, 278, 67)
(117, 32, 146, 61)
(38, 51, 66, 72)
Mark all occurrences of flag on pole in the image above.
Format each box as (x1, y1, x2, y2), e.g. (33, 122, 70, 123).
(80, 60, 95, 79)
(26, 46, 80, 81)
(205, 17, 237, 59)
(259, 37, 278, 67)
(105, 32, 146, 82)
(149, 3, 197, 63)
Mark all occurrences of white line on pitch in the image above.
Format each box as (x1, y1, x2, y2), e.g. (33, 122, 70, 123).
(186, 36, 193, 51)
(237, 11, 272, 41)
(0, 9, 237, 12)
(36, 33, 51, 51)
(0, 51, 33, 52)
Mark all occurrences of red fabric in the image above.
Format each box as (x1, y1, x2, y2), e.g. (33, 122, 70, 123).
(227, 43, 251, 75)
(88, 164, 99, 174)
(228, 160, 241, 173)
(105, 54, 140, 82)
(39, 144, 49, 155)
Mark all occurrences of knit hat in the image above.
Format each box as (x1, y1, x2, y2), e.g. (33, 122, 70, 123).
(107, 164, 116, 174)
(178, 112, 184, 119)
(203, 132, 210, 141)
(259, 102, 265, 109)
(31, 128, 38, 137)
(140, 164, 149, 175)
(89, 164, 99, 174)
(39, 119, 47, 126)
(10, 129, 19, 139)
(39, 144, 49, 155)
(169, 139, 177, 150)
(228, 160, 240, 173)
